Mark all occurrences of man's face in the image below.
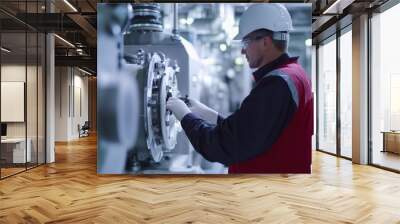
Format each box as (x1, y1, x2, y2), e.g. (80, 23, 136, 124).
(241, 34, 267, 69)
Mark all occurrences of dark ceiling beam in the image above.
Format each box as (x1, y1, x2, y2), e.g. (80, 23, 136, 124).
(322, 0, 356, 14)
(55, 55, 96, 71)
(78, 66, 97, 76)
(55, 47, 97, 57)
(4, 13, 83, 32)
(0, 8, 38, 31)
(67, 13, 97, 41)
(50, 0, 97, 45)
(86, 0, 97, 12)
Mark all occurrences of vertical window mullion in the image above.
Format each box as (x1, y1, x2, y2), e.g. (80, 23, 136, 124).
(337, 28, 341, 157)
(316, 44, 320, 150)
(25, 0, 28, 171)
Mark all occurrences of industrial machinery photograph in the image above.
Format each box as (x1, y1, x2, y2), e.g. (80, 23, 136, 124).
(97, 3, 312, 174)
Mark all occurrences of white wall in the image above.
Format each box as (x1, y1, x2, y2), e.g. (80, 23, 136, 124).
(1, 65, 26, 130)
(77, 71, 89, 137)
(1, 65, 26, 81)
(1, 65, 37, 138)
(1, 63, 46, 164)
(55, 66, 69, 141)
(55, 67, 89, 141)
(1, 82, 25, 122)
(1, 65, 26, 142)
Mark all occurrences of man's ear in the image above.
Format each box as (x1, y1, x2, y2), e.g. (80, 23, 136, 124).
(263, 36, 273, 47)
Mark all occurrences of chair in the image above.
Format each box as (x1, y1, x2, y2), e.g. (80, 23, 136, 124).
(79, 121, 90, 138)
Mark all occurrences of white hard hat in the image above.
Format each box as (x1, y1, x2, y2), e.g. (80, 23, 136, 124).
(233, 3, 293, 41)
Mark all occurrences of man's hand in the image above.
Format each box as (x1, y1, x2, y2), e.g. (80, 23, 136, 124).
(188, 98, 219, 125)
(166, 97, 191, 121)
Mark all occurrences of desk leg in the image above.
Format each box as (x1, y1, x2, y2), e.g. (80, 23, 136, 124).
(382, 133, 386, 153)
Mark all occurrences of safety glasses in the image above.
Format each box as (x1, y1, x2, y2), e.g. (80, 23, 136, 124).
(241, 35, 266, 49)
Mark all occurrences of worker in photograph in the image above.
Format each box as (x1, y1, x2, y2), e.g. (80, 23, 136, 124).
(166, 3, 314, 173)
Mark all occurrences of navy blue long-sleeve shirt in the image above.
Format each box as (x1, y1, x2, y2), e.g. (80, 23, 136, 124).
(181, 53, 299, 166)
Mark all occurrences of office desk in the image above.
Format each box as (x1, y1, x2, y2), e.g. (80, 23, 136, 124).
(382, 131, 400, 154)
(1, 138, 31, 163)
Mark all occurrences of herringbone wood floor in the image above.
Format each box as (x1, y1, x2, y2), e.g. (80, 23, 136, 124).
(1, 135, 400, 224)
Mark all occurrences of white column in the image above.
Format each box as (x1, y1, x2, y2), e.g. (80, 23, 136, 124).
(46, 33, 55, 163)
(45, 1, 55, 163)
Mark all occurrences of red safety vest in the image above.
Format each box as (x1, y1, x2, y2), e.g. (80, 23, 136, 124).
(229, 60, 313, 174)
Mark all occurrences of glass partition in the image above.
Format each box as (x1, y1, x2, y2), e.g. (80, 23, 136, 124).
(0, 0, 46, 179)
(1, 30, 28, 177)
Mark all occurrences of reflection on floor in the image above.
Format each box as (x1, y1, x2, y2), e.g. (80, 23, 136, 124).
(0, 167, 25, 178)
(0, 135, 399, 222)
(0, 162, 43, 179)
(373, 150, 400, 171)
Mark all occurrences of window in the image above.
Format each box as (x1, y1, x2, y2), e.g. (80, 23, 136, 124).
(339, 28, 352, 158)
(317, 36, 337, 154)
(371, 2, 400, 171)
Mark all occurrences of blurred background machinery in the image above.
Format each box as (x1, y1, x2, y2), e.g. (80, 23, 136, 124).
(98, 3, 311, 174)
(97, 4, 140, 174)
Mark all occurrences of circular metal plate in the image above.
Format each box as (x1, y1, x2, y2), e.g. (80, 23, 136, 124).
(143, 52, 181, 162)
(144, 53, 163, 162)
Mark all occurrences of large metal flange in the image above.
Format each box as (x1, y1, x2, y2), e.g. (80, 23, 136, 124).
(143, 52, 181, 162)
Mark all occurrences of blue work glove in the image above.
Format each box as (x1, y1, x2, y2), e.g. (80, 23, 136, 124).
(166, 97, 191, 121)
(188, 98, 219, 125)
